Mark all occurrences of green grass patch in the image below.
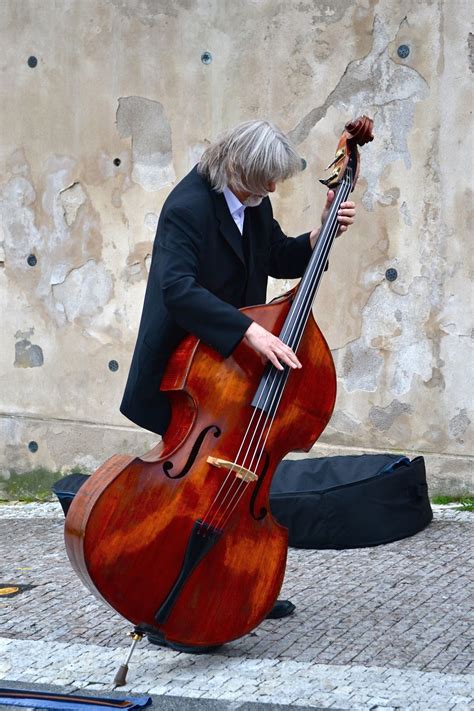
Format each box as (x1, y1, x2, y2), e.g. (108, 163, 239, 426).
(1, 467, 87, 502)
(431, 495, 474, 511)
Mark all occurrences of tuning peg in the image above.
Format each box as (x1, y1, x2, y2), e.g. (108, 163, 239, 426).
(320, 168, 341, 187)
(325, 148, 346, 171)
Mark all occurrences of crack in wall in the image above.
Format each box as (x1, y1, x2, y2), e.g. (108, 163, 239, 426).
(59, 181, 87, 227)
(289, 14, 429, 210)
(289, 15, 409, 144)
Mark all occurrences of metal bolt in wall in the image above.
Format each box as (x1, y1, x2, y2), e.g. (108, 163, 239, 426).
(385, 268, 398, 282)
(397, 45, 410, 59)
(27, 254, 37, 267)
(201, 51, 212, 65)
(27, 56, 38, 68)
(108, 360, 119, 372)
(28, 441, 38, 453)
(113, 158, 121, 166)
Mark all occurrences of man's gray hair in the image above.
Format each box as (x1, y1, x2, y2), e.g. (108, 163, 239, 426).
(198, 120, 302, 195)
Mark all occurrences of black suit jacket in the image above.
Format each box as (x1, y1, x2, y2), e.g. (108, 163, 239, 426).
(120, 166, 312, 435)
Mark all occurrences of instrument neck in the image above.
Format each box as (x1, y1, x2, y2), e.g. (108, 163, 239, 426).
(279, 174, 353, 351)
(250, 171, 353, 416)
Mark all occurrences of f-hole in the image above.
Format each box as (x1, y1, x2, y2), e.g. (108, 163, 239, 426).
(249, 450, 270, 520)
(163, 425, 221, 479)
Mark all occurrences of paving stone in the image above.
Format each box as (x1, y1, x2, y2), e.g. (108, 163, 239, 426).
(1, 502, 473, 708)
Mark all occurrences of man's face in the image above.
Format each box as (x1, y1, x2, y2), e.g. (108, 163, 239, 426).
(233, 180, 277, 207)
(242, 194, 266, 207)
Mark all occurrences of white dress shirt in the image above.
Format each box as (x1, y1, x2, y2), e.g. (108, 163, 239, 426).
(223, 187, 246, 234)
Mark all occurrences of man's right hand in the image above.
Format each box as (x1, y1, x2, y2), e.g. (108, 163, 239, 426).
(243, 322, 302, 371)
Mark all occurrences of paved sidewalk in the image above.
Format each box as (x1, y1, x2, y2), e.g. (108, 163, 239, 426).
(0, 502, 472, 710)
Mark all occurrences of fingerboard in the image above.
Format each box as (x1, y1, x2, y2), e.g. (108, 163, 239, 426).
(251, 167, 354, 416)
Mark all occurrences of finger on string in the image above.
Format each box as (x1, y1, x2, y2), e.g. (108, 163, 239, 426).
(279, 340, 301, 362)
(323, 190, 335, 210)
(278, 352, 295, 369)
(269, 352, 284, 370)
(290, 354, 302, 368)
(279, 345, 301, 369)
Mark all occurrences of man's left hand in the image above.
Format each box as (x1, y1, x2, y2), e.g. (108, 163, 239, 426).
(309, 190, 356, 248)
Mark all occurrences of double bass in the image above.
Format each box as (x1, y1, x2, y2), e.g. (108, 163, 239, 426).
(65, 116, 374, 651)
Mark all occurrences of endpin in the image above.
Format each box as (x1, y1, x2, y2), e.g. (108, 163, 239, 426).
(113, 630, 143, 688)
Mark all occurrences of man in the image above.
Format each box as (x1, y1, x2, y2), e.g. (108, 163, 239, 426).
(119, 120, 355, 645)
(121, 120, 355, 435)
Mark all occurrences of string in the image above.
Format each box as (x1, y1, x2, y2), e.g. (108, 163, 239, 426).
(201, 174, 352, 530)
(206, 174, 352, 530)
(202, 175, 352, 531)
(213, 176, 353, 530)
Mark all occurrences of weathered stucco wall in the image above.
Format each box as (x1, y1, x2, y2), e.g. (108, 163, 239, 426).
(0, 0, 472, 496)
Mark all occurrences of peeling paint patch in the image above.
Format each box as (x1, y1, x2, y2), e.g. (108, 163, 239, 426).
(328, 410, 361, 435)
(369, 399, 412, 431)
(449, 409, 471, 441)
(14, 339, 44, 368)
(0, 172, 42, 271)
(336, 277, 437, 398)
(41, 155, 77, 230)
(341, 340, 384, 392)
(59, 182, 87, 226)
(116, 96, 175, 192)
(378, 187, 400, 207)
(424, 367, 445, 390)
(50, 263, 73, 287)
(52, 260, 113, 321)
(124, 241, 153, 283)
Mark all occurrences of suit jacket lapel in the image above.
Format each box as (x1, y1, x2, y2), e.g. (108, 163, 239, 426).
(242, 208, 261, 305)
(211, 190, 246, 267)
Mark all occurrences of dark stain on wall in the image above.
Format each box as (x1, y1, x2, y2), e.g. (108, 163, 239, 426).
(14, 339, 44, 368)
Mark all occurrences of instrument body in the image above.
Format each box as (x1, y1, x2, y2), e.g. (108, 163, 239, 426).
(65, 116, 373, 647)
(66, 296, 336, 646)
